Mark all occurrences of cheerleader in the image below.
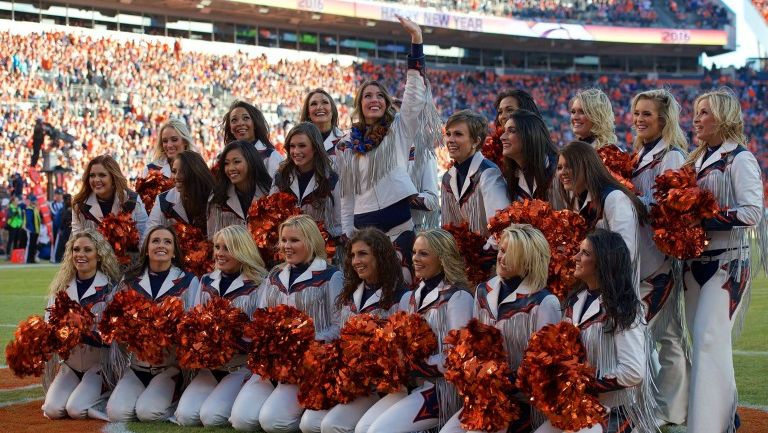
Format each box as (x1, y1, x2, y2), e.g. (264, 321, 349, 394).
(71, 155, 148, 240)
(222, 100, 284, 179)
(142, 119, 197, 178)
(570, 89, 617, 149)
(336, 15, 440, 273)
(41, 229, 122, 421)
(105, 225, 200, 422)
(207, 141, 272, 239)
(271, 122, 342, 239)
(175, 225, 268, 427)
(629, 89, 688, 427)
(301, 228, 409, 433)
(408, 144, 440, 233)
(556, 141, 647, 288)
(301, 88, 344, 162)
(147, 150, 215, 232)
(536, 229, 655, 433)
(359, 229, 473, 433)
(441, 109, 510, 236)
(494, 89, 541, 130)
(683, 88, 764, 433)
(499, 109, 560, 204)
(440, 224, 560, 433)
(248, 214, 342, 433)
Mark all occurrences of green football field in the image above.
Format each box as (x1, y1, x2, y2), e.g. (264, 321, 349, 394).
(0, 264, 765, 433)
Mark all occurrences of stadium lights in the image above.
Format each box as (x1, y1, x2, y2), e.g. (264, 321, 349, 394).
(311, 13, 322, 20)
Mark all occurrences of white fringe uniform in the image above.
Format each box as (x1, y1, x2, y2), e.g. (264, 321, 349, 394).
(270, 169, 342, 238)
(72, 190, 148, 242)
(42, 272, 117, 421)
(631, 139, 688, 425)
(175, 270, 262, 427)
(323, 127, 344, 169)
(254, 140, 286, 180)
(252, 258, 343, 433)
(206, 184, 266, 240)
(147, 187, 189, 230)
(408, 145, 440, 232)
(105, 266, 200, 423)
(359, 279, 473, 433)
(440, 276, 561, 433)
(683, 141, 765, 433)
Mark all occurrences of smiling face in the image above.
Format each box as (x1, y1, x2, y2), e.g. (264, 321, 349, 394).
(693, 98, 720, 146)
(444, 121, 478, 164)
(280, 225, 311, 265)
(308, 92, 333, 132)
(171, 158, 184, 194)
(72, 236, 98, 280)
(350, 240, 378, 284)
(288, 133, 315, 173)
(495, 238, 515, 279)
(633, 98, 663, 143)
(497, 96, 519, 126)
(147, 229, 175, 272)
(412, 236, 442, 281)
(224, 148, 249, 189)
(500, 118, 523, 163)
(88, 163, 114, 200)
(213, 235, 241, 274)
(361, 84, 387, 124)
(570, 98, 594, 139)
(573, 238, 598, 288)
(557, 155, 585, 194)
(161, 126, 185, 160)
(229, 107, 256, 142)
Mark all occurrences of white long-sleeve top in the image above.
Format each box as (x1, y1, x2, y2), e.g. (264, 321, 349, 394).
(72, 190, 148, 241)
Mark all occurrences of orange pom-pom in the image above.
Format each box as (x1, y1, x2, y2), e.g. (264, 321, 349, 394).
(247, 192, 302, 263)
(516, 322, 606, 431)
(298, 340, 345, 410)
(47, 291, 95, 359)
(98, 212, 139, 265)
(338, 314, 389, 398)
(173, 221, 213, 277)
(5, 316, 56, 377)
(442, 222, 492, 286)
(176, 297, 248, 369)
(481, 125, 504, 169)
(135, 170, 174, 212)
(444, 319, 520, 432)
(597, 144, 635, 183)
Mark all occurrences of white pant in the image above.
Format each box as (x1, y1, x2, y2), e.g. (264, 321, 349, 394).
(230, 373, 275, 431)
(300, 409, 329, 433)
(42, 363, 105, 419)
(175, 367, 249, 426)
(321, 394, 380, 433)
(364, 382, 439, 433)
(260, 383, 305, 433)
(106, 366, 180, 422)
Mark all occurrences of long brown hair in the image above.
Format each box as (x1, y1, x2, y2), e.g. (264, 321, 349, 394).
(124, 225, 185, 282)
(502, 109, 558, 200)
(300, 88, 339, 131)
(351, 80, 396, 128)
(275, 123, 335, 210)
(558, 141, 648, 225)
(337, 228, 403, 310)
(73, 155, 130, 215)
(211, 141, 272, 206)
(220, 100, 273, 149)
(175, 150, 215, 231)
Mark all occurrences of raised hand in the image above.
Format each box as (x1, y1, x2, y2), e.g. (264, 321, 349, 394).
(395, 14, 423, 44)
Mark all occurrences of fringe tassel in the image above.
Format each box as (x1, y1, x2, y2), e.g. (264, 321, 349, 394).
(102, 343, 130, 390)
(230, 290, 262, 320)
(42, 354, 61, 393)
(206, 202, 246, 240)
(671, 259, 692, 360)
(435, 377, 461, 429)
(442, 189, 489, 236)
(263, 282, 334, 337)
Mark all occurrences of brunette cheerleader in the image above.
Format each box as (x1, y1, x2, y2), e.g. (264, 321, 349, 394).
(683, 88, 765, 433)
(301, 88, 344, 163)
(207, 141, 272, 239)
(494, 89, 541, 129)
(71, 155, 147, 240)
(535, 229, 656, 433)
(629, 89, 688, 427)
(440, 224, 561, 433)
(240, 215, 342, 433)
(175, 225, 268, 427)
(41, 230, 123, 421)
(271, 122, 342, 239)
(147, 150, 215, 232)
(142, 119, 198, 178)
(570, 89, 618, 149)
(358, 229, 473, 433)
(106, 225, 200, 422)
(222, 100, 284, 179)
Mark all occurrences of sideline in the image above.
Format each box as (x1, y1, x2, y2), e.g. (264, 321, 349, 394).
(0, 263, 60, 270)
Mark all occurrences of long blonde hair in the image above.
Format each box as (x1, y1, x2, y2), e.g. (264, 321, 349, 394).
(686, 87, 747, 165)
(278, 214, 328, 265)
(498, 224, 550, 290)
(631, 89, 688, 155)
(49, 230, 122, 296)
(571, 88, 617, 148)
(151, 119, 196, 162)
(213, 225, 268, 285)
(416, 229, 470, 290)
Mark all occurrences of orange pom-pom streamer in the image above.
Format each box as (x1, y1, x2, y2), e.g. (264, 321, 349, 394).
(98, 212, 139, 265)
(176, 297, 248, 369)
(47, 291, 96, 359)
(488, 199, 587, 300)
(597, 144, 635, 190)
(442, 222, 492, 286)
(173, 221, 213, 277)
(134, 170, 174, 212)
(650, 167, 720, 259)
(5, 316, 56, 377)
(245, 305, 315, 384)
(516, 322, 606, 431)
(298, 340, 345, 410)
(481, 125, 504, 169)
(338, 314, 389, 398)
(444, 319, 520, 432)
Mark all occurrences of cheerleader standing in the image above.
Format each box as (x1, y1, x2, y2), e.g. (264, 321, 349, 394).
(175, 225, 268, 427)
(301, 88, 345, 164)
(106, 225, 200, 422)
(359, 229, 473, 433)
(147, 150, 215, 231)
(239, 215, 342, 433)
(440, 224, 561, 433)
(683, 88, 764, 433)
(142, 119, 198, 178)
(629, 89, 688, 427)
(570, 89, 618, 149)
(222, 100, 284, 179)
(41, 230, 122, 421)
(536, 229, 656, 433)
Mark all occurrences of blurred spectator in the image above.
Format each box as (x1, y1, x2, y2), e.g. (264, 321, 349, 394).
(5, 195, 23, 258)
(53, 193, 72, 263)
(22, 194, 40, 263)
